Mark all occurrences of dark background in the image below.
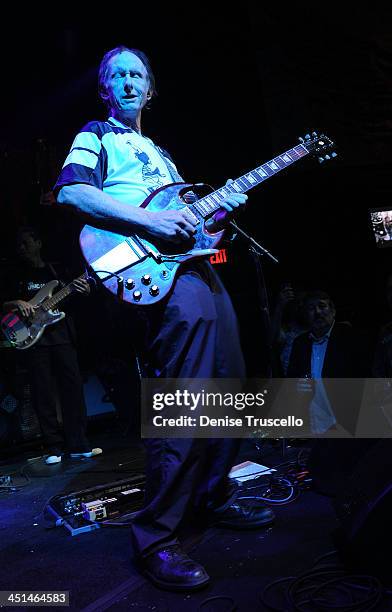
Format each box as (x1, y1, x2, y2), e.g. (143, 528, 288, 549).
(1, 6, 392, 373)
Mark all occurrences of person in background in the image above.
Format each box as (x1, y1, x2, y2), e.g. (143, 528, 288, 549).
(287, 290, 373, 495)
(287, 290, 371, 433)
(271, 283, 308, 375)
(2, 227, 102, 465)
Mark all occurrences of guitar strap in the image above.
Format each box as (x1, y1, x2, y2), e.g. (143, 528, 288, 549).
(48, 262, 58, 279)
(152, 144, 200, 204)
(47, 263, 65, 289)
(152, 144, 184, 183)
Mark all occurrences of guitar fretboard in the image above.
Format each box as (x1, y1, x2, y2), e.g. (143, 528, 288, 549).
(192, 143, 309, 218)
(41, 273, 88, 311)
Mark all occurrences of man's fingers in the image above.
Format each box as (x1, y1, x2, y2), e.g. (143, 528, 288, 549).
(178, 219, 197, 234)
(168, 227, 192, 243)
(21, 307, 32, 317)
(234, 194, 248, 203)
(73, 279, 90, 294)
(220, 202, 235, 212)
(226, 199, 240, 208)
(17, 302, 34, 317)
(220, 197, 246, 212)
(176, 226, 194, 239)
(148, 209, 198, 243)
(220, 193, 248, 212)
(179, 210, 198, 228)
(73, 280, 88, 292)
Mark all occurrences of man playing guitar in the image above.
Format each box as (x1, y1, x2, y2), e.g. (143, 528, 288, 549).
(55, 46, 274, 592)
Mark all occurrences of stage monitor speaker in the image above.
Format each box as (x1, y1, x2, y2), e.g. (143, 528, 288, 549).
(333, 439, 392, 581)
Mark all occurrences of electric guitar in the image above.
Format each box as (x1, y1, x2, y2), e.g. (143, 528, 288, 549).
(1, 273, 87, 350)
(79, 132, 336, 306)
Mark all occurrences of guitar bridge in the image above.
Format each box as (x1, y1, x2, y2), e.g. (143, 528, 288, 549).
(128, 235, 161, 261)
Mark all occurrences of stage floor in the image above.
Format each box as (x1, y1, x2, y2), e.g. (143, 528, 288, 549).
(0, 421, 390, 611)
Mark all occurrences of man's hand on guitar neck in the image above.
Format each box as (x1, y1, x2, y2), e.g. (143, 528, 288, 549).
(206, 179, 248, 233)
(72, 278, 91, 295)
(220, 178, 248, 213)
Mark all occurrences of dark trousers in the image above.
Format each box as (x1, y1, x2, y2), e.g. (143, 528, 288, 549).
(27, 343, 89, 454)
(130, 263, 246, 557)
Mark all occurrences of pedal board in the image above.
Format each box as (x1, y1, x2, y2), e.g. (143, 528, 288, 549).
(45, 474, 145, 536)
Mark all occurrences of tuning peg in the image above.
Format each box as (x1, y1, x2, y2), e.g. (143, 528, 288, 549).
(331, 152, 337, 158)
(324, 154, 331, 160)
(305, 133, 311, 140)
(312, 131, 318, 137)
(299, 137, 305, 143)
(318, 157, 325, 163)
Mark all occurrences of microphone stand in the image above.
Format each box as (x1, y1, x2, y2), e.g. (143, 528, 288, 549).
(229, 222, 288, 456)
(229, 221, 278, 379)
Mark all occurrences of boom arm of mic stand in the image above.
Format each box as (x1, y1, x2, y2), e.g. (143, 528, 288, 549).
(229, 221, 279, 264)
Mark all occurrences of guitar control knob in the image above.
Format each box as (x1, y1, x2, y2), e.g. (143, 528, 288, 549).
(133, 290, 142, 301)
(125, 278, 135, 290)
(149, 285, 160, 297)
(141, 274, 152, 285)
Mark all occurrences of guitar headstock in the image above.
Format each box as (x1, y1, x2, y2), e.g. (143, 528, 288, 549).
(299, 131, 337, 163)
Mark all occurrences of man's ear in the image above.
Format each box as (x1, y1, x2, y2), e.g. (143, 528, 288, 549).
(99, 84, 109, 102)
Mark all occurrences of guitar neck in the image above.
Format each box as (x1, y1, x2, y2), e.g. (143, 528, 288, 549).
(192, 142, 310, 219)
(42, 272, 88, 311)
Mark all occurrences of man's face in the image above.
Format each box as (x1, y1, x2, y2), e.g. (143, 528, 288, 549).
(103, 51, 150, 120)
(305, 298, 335, 337)
(17, 233, 41, 263)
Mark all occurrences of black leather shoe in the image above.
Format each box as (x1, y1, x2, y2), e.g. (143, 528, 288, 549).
(141, 545, 210, 591)
(214, 499, 275, 529)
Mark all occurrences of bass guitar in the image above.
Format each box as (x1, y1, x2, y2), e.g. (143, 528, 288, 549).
(1, 273, 87, 350)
